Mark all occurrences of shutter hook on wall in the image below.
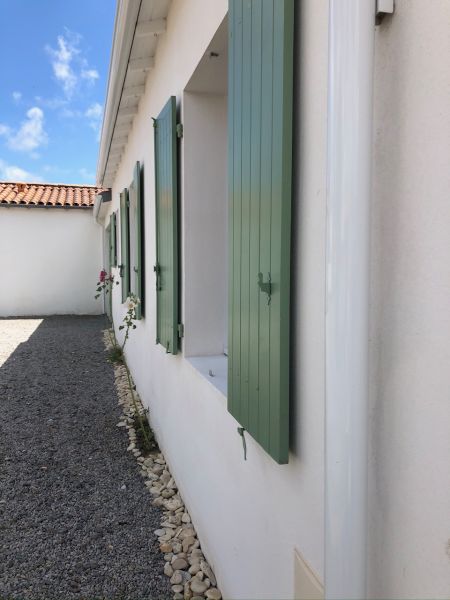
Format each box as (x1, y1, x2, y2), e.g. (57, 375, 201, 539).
(258, 272, 272, 305)
(153, 264, 161, 290)
(237, 427, 247, 460)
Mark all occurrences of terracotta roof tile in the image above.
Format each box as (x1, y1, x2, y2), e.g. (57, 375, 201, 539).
(0, 181, 109, 208)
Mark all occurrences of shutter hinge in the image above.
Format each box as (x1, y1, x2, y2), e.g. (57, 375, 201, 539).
(152, 117, 157, 128)
(176, 123, 183, 138)
(177, 323, 184, 338)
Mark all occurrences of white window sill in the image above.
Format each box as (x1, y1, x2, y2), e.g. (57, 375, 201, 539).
(187, 354, 228, 397)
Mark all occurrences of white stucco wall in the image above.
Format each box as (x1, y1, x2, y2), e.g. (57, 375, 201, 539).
(182, 91, 228, 357)
(0, 207, 103, 316)
(103, 0, 450, 598)
(105, 1, 327, 598)
(368, 2, 450, 597)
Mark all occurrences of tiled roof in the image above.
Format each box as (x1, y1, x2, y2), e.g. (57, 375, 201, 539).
(0, 181, 108, 208)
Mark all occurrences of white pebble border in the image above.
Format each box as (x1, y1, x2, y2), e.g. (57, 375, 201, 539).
(103, 329, 222, 600)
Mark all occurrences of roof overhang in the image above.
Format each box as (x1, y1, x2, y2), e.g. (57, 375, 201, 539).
(96, 0, 170, 188)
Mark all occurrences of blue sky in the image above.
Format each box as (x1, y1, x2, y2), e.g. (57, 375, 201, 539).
(0, 0, 116, 185)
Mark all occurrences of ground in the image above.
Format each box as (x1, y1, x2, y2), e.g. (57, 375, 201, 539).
(0, 316, 171, 600)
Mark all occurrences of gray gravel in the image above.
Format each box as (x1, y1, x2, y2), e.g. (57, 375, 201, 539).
(0, 316, 171, 600)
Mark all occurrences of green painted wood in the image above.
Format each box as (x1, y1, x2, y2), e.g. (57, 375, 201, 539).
(248, 0, 263, 437)
(229, 0, 242, 420)
(134, 161, 144, 319)
(154, 96, 179, 354)
(110, 212, 117, 267)
(228, 0, 294, 464)
(120, 188, 130, 303)
(106, 223, 112, 319)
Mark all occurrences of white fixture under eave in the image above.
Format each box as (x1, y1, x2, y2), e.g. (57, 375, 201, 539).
(325, 0, 375, 598)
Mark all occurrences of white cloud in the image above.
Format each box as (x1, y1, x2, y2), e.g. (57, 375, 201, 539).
(7, 107, 48, 153)
(46, 30, 99, 99)
(12, 91, 22, 103)
(81, 69, 99, 82)
(60, 107, 82, 118)
(79, 167, 95, 183)
(42, 164, 71, 177)
(0, 159, 42, 182)
(85, 102, 103, 140)
(46, 33, 79, 97)
(85, 102, 102, 120)
(0, 124, 11, 137)
(35, 95, 68, 110)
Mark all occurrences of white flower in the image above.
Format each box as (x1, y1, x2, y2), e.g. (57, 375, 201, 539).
(126, 298, 136, 310)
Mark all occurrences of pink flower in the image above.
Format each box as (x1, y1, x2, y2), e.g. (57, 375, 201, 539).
(99, 270, 107, 282)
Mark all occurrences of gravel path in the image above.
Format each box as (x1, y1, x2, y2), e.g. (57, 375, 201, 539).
(0, 316, 171, 600)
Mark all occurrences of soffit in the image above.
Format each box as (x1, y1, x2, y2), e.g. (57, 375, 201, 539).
(98, 0, 171, 188)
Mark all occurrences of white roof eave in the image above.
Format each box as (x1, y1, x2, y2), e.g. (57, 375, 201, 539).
(96, 0, 168, 188)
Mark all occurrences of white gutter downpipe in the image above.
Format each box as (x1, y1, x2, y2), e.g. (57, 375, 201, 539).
(325, 1, 374, 599)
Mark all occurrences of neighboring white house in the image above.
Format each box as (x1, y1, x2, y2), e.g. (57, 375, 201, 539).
(96, 1, 450, 599)
(0, 182, 107, 316)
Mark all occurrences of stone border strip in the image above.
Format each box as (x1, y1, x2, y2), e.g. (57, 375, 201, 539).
(103, 330, 222, 600)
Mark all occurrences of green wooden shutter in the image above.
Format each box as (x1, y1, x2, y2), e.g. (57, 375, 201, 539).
(110, 212, 117, 268)
(228, 0, 294, 464)
(120, 189, 130, 303)
(134, 161, 144, 319)
(105, 223, 112, 319)
(154, 96, 179, 354)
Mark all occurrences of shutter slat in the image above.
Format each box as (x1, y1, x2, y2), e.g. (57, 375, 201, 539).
(106, 223, 112, 318)
(110, 212, 117, 268)
(228, 0, 236, 416)
(248, 0, 263, 437)
(154, 96, 179, 354)
(231, 0, 243, 421)
(120, 189, 130, 303)
(258, 0, 275, 452)
(270, 0, 294, 460)
(134, 161, 144, 319)
(228, 0, 294, 464)
(240, 0, 253, 428)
